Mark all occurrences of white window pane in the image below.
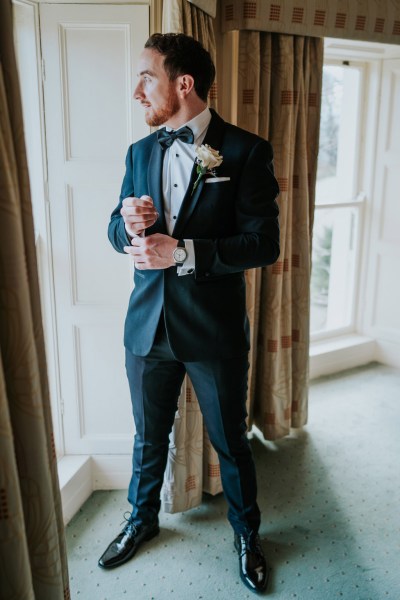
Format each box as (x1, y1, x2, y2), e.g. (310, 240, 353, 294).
(316, 65, 361, 204)
(311, 207, 359, 333)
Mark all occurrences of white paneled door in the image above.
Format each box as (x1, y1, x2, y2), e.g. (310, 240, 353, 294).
(40, 4, 149, 454)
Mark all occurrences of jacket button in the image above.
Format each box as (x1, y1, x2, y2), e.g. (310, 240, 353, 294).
(205, 272, 210, 277)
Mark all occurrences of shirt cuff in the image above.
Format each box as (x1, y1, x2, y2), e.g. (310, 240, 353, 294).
(177, 239, 195, 276)
(125, 224, 144, 242)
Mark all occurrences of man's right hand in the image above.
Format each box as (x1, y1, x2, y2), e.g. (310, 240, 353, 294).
(120, 195, 158, 237)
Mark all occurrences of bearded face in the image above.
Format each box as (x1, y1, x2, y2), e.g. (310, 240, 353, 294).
(134, 49, 182, 127)
(142, 86, 181, 127)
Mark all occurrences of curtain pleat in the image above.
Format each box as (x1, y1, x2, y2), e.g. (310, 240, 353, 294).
(0, 1, 70, 598)
(238, 32, 323, 439)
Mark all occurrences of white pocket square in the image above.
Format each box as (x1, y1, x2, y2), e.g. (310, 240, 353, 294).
(205, 177, 231, 183)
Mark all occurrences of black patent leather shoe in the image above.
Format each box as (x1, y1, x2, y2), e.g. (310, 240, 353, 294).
(234, 532, 269, 593)
(98, 516, 160, 569)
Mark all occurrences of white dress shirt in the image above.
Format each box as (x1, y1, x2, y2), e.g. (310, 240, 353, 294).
(162, 107, 212, 275)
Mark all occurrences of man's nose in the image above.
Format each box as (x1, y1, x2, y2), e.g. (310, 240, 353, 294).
(133, 82, 143, 101)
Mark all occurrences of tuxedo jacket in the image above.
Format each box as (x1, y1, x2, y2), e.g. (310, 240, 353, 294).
(108, 110, 280, 361)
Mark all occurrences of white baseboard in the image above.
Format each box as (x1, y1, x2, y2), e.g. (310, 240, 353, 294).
(58, 455, 132, 524)
(91, 455, 132, 490)
(374, 338, 400, 368)
(58, 455, 92, 525)
(309, 334, 376, 379)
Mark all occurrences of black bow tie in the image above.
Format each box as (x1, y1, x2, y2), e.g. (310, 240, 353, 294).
(157, 126, 194, 149)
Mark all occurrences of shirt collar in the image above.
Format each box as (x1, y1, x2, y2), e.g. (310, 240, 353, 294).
(166, 107, 212, 144)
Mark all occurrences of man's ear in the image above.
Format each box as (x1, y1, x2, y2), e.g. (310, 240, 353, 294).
(177, 74, 195, 98)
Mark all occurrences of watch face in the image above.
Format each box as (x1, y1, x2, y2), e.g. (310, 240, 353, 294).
(174, 248, 187, 263)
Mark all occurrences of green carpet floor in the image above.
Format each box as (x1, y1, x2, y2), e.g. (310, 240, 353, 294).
(66, 362, 400, 599)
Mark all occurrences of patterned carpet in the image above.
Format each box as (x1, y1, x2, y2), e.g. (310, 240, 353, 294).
(66, 362, 400, 599)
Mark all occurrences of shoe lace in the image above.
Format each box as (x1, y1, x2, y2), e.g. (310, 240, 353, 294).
(240, 532, 263, 557)
(120, 511, 138, 536)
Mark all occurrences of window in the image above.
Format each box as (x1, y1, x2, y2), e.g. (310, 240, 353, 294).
(311, 62, 365, 338)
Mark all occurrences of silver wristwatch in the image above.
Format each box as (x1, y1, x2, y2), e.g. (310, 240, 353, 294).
(172, 240, 187, 266)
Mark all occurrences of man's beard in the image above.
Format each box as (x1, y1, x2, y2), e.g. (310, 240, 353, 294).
(144, 89, 180, 127)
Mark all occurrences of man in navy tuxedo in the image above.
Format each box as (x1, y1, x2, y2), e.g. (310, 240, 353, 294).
(98, 33, 279, 593)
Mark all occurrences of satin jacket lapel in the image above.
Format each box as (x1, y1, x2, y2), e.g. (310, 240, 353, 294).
(172, 110, 226, 239)
(147, 140, 167, 233)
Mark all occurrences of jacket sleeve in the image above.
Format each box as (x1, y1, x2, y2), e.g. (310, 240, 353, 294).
(108, 144, 135, 254)
(193, 139, 280, 279)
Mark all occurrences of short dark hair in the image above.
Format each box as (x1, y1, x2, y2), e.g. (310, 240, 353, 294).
(144, 33, 215, 102)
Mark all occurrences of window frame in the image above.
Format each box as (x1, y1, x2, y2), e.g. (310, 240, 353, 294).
(311, 58, 369, 343)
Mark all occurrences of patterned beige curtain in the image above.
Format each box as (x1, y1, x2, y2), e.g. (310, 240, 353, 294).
(161, 0, 223, 513)
(220, 0, 400, 45)
(239, 32, 323, 439)
(0, 1, 70, 598)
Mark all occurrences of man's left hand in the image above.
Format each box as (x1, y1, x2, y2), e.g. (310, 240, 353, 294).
(124, 234, 177, 270)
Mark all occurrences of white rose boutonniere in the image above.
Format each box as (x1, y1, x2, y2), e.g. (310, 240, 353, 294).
(192, 144, 223, 194)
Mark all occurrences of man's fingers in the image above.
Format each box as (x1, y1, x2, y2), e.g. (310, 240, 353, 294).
(123, 246, 147, 270)
(120, 208, 158, 228)
(121, 213, 158, 230)
(123, 196, 153, 206)
(132, 217, 156, 230)
(122, 196, 154, 208)
(124, 244, 145, 259)
(125, 215, 158, 226)
(121, 197, 158, 238)
(130, 235, 143, 246)
(121, 206, 157, 218)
